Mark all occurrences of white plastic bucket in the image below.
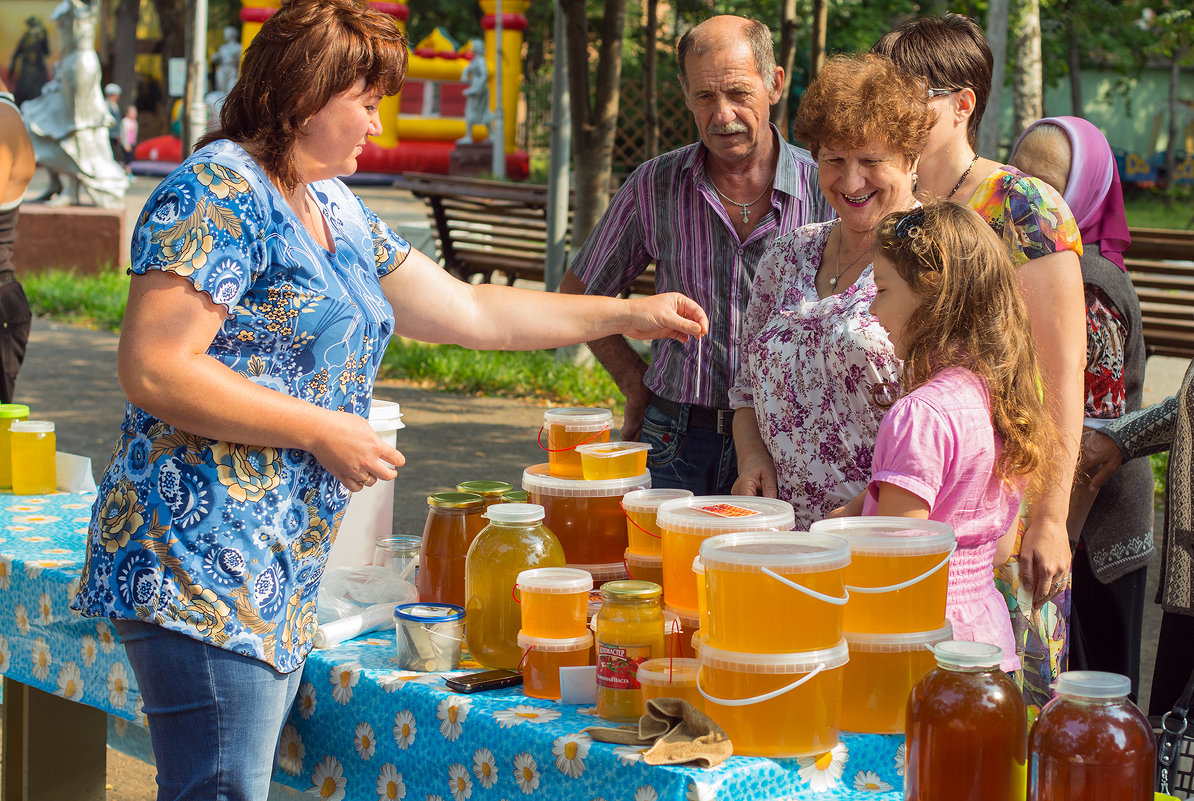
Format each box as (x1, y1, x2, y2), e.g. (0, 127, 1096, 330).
(328, 399, 406, 569)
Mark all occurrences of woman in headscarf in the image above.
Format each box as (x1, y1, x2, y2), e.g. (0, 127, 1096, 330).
(1012, 116, 1152, 699)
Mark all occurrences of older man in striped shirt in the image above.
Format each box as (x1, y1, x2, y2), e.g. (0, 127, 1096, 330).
(560, 15, 832, 495)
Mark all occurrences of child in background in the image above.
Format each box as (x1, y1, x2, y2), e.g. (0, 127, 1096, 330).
(864, 199, 1060, 672)
(119, 105, 137, 176)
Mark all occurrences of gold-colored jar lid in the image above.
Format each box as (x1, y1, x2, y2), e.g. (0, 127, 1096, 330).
(427, 491, 485, 510)
(456, 480, 514, 498)
(600, 579, 662, 602)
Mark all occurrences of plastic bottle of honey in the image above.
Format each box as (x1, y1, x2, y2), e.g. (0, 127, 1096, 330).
(595, 579, 665, 723)
(905, 640, 1027, 801)
(417, 492, 486, 606)
(1028, 671, 1154, 800)
(464, 503, 564, 669)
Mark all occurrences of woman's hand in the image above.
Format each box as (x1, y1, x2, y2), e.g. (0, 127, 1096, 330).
(1077, 428, 1124, 492)
(307, 411, 404, 492)
(621, 293, 709, 342)
(731, 408, 778, 497)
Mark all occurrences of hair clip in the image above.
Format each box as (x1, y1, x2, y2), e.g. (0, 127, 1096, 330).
(894, 209, 926, 241)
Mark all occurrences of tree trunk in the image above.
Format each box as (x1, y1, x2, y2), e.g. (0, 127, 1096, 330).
(1167, 50, 1183, 189)
(1066, 5, 1082, 116)
(112, 0, 140, 112)
(809, 0, 827, 85)
(152, 0, 187, 135)
(1012, 0, 1042, 139)
(644, 0, 659, 159)
(980, 0, 1010, 157)
(773, 0, 797, 137)
(561, 0, 628, 242)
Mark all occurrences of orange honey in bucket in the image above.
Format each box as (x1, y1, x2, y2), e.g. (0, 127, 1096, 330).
(621, 488, 692, 556)
(700, 532, 850, 654)
(697, 638, 849, 758)
(517, 631, 593, 700)
(810, 517, 954, 634)
(10, 421, 56, 495)
(516, 567, 592, 639)
(624, 548, 663, 586)
(656, 496, 795, 612)
(638, 657, 703, 711)
(522, 464, 648, 565)
(576, 441, 650, 481)
(541, 408, 612, 479)
(840, 624, 952, 734)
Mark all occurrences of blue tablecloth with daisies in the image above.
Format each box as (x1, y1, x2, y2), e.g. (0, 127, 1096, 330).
(0, 492, 906, 800)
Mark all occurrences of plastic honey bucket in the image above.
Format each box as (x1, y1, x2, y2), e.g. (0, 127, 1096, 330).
(328, 399, 405, 569)
(621, 488, 693, 556)
(663, 603, 699, 659)
(810, 517, 955, 634)
(576, 441, 651, 481)
(540, 408, 612, 478)
(655, 496, 794, 612)
(571, 561, 630, 588)
(637, 657, 703, 711)
(522, 464, 649, 565)
(624, 548, 663, 586)
(841, 622, 953, 734)
(517, 567, 593, 639)
(696, 635, 849, 758)
(699, 532, 851, 653)
(517, 631, 593, 700)
(693, 556, 707, 630)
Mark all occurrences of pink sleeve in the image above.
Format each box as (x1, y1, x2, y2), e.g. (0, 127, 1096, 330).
(862, 395, 953, 513)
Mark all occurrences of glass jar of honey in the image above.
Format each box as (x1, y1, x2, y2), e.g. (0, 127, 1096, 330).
(0, 404, 30, 490)
(905, 640, 1027, 801)
(11, 420, 56, 495)
(1028, 671, 1154, 800)
(464, 503, 565, 669)
(456, 480, 514, 508)
(417, 492, 485, 606)
(595, 579, 665, 723)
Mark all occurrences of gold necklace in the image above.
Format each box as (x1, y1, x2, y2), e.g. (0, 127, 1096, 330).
(709, 176, 772, 225)
(829, 223, 871, 291)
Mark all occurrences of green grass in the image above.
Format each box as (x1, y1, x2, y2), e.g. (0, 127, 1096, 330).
(1151, 452, 1168, 507)
(23, 267, 130, 331)
(1123, 189, 1194, 230)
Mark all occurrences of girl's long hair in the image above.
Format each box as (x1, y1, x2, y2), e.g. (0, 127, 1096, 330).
(875, 199, 1060, 497)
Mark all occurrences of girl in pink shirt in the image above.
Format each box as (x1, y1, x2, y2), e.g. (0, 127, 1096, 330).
(863, 199, 1060, 671)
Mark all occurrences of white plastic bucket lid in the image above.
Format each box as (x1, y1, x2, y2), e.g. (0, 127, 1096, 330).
(844, 622, 954, 653)
(517, 630, 593, 652)
(624, 549, 663, 567)
(516, 567, 593, 594)
(542, 407, 613, 432)
(699, 531, 851, 574)
(1053, 670, 1131, 699)
(656, 495, 795, 535)
(622, 488, 694, 513)
(483, 503, 545, 523)
(522, 463, 651, 497)
(638, 657, 700, 686)
(809, 516, 954, 556)
(695, 635, 849, 674)
(367, 399, 405, 433)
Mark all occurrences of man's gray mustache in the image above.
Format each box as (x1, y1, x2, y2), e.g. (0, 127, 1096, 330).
(707, 122, 748, 135)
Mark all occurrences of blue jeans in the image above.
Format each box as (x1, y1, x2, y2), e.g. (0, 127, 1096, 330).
(640, 401, 738, 494)
(116, 619, 304, 801)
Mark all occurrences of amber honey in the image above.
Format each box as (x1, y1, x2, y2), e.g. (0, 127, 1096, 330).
(517, 567, 592, 639)
(417, 492, 486, 606)
(542, 408, 612, 478)
(840, 624, 951, 734)
(522, 464, 647, 565)
(595, 581, 665, 722)
(576, 441, 650, 481)
(11, 421, 56, 495)
(622, 489, 692, 556)
(638, 657, 703, 711)
(517, 631, 593, 700)
(624, 549, 663, 586)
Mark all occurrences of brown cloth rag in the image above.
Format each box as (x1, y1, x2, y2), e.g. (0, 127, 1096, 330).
(583, 697, 732, 767)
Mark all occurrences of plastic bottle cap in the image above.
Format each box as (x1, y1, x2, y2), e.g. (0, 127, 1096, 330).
(483, 503, 545, 523)
(1053, 670, 1131, 699)
(0, 404, 30, 419)
(931, 640, 1002, 669)
(427, 491, 485, 510)
(10, 420, 54, 433)
(599, 579, 661, 602)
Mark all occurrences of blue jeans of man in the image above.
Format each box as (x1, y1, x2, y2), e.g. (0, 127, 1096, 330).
(116, 619, 304, 801)
(639, 400, 738, 495)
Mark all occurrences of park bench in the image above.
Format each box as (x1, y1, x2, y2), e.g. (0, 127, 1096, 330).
(1125, 227, 1194, 360)
(392, 172, 656, 296)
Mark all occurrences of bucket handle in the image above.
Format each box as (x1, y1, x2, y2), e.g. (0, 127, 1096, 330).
(536, 425, 611, 453)
(761, 566, 849, 606)
(696, 662, 826, 707)
(845, 542, 956, 595)
(621, 502, 662, 538)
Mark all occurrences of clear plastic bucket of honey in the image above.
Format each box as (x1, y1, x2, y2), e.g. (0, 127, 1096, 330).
(540, 408, 612, 478)
(699, 531, 850, 653)
(522, 464, 649, 565)
(841, 622, 953, 734)
(624, 548, 663, 586)
(663, 603, 699, 659)
(810, 516, 955, 634)
(621, 488, 693, 556)
(576, 441, 651, 481)
(516, 567, 593, 639)
(695, 635, 849, 758)
(637, 657, 703, 711)
(517, 631, 594, 700)
(655, 496, 794, 612)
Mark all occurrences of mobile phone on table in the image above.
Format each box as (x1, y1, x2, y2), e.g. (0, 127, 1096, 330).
(445, 669, 523, 694)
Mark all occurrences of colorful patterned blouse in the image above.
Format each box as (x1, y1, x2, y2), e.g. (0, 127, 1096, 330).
(71, 140, 410, 672)
(967, 165, 1083, 265)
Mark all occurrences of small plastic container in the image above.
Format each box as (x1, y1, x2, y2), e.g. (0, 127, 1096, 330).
(696, 636, 849, 758)
(456, 480, 514, 508)
(656, 496, 795, 611)
(373, 536, 421, 580)
(541, 408, 612, 478)
(841, 623, 953, 734)
(625, 548, 663, 586)
(517, 631, 594, 700)
(576, 441, 651, 481)
(10, 420, 56, 495)
(517, 567, 593, 639)
(621, 488, 693, 555)
(638, 657, 703, 711)
(393, 603, 466, 672)
(522, 463, 650, 565)
(0, 404, 30, 490)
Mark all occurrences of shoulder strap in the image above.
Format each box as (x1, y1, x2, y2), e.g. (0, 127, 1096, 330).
(1156, 666, 1194, 794)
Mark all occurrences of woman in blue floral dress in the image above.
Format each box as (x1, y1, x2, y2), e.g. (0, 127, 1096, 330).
(68, 2, 706, 798)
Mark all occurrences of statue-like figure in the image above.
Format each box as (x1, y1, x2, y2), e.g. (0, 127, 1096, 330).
(20, 0, 126, 208)
(205, 26, 242, 124)
(9, 17, 52, 107)
(457, 39, 490, 145)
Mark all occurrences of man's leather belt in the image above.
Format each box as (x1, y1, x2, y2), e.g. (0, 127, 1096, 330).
(649, 393, 734, 436)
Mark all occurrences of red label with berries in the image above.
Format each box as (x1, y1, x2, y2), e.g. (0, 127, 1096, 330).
(595, 642, 652, 690)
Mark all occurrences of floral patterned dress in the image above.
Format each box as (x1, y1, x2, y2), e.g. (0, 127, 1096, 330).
(728, 220, 900, 528)
(70, 140, 410, 673)
(970, 165, 1082, 714)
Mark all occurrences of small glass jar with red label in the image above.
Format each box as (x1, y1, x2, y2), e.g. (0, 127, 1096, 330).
(595, 579, 664, 722)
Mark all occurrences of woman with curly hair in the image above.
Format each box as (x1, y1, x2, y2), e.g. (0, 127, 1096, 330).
(729, 52, 931, 527)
